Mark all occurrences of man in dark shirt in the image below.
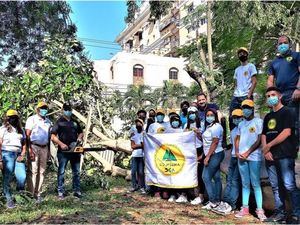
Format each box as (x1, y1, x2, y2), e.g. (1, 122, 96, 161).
(262, 87, 300, 223)
(51, 103, 83, 199)
(267, 35, 300, 146)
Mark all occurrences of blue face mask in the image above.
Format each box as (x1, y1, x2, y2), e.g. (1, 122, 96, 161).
(39, 109, 48, 117)
(233, 118, 243, 126)
(206, 116, 215, 124)
(267, 96, 279, 107)
(242, 108, 253, 118)
(156, 115, 164, 123)
(171, 121, 180, 128)
(277, 43, 289, 55)
(189, 114, 196, 121)
(64, 110, 72, 117)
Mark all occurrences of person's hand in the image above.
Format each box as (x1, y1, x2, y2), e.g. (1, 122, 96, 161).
(292, 89, 300, 101)
(262, 144, 271, 154)
(17, 155, 25, 162)
(240, 151, 250, 160)
(197, 154, 203, 162)
(247, 93, 252, 99)
(60, 143, 69, 151)
(265, 151, 274, 161)
(194, 128, 201, 135)
(29, 149, 35, 161)
(204, 155, 210, 166)
(0, 160, 3, 170)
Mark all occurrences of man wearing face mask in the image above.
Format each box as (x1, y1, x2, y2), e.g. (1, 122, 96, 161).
(262, 87, 300, 223)
(130, 109, 147, 137)
(146, 109, 156, 133)
(180, 101, 190, 129)
(229, 47, 257, 130)
(25, 102, 52, 203)
(267, 35, 300, 146)
(51, 103, 83, 200)
(148, 109, 169, 134)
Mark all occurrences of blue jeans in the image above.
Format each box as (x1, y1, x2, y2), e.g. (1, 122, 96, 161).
(223, 156, 240, 209)
(2, 150, 26, 201)
(57, 152, 81, 194)
(238, 160, 263, 209)
(266, 158, 300, 217)
(202, 151, 224, 203)
(131, 157, 145, 189)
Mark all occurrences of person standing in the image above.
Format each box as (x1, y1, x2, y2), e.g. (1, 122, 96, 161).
(262, 87, 300, 224)
(148, 109, 169, 134)
(51, 103, 83, 200)
(25, 102, 52, 203)
(267, 35, 300, 144)
(234, 100, 266, 221)
(179, 101, 190, 129)
(229, 47, 257, 130)
(0, 110, 26, 208)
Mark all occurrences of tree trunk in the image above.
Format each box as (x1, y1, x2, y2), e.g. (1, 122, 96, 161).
(197, 77, 210, 102)
(207, 0, 213, 71)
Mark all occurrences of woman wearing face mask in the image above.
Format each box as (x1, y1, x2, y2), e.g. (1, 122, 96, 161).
(234, 99, 266, 221)
(183, 106, 204, 205)
(148, 109, 169, 134)
(201, 108, 224, 210)
(0, 110, 26, 209)
(129, 119, 146, 194)
(146, 109, 156, 133)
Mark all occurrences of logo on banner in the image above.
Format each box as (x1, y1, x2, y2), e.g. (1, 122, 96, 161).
(154, 144, 185, 176)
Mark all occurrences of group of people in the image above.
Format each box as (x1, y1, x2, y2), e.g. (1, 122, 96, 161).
(0, 102, 83, 209)
(129, 35, 300, 223)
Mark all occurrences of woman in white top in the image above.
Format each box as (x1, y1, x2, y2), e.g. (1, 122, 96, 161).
(201, 108, 224, 210)
(0, 109, 26, 209)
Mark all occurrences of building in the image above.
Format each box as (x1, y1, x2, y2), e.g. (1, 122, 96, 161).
(94, 52, 194, 93)
(115, 0, 207, 57)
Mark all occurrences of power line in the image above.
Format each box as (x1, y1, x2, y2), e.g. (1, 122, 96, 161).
(79, 37, 119, 46)
(84, 44, 121, 50)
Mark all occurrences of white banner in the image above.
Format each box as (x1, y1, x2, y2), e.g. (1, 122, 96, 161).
(143, 131, 198, 188)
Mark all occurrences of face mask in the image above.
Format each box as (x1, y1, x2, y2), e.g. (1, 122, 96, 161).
(239, 55, 248, 62)
(277, 43, 289, 55)
(136, 125, 143, 132)
(182, 108, 188, 114)
(242, 108, 253, 118)
(156, 115, 164, 123)
(64, 110, 72, 117)
(39, 109, 48, 117)
(267, 96, 279, 107)
(206, 116, 215, 124)
(233, 118, 243, 126)
(8, 117, 18, 127)
(189, 114, 196, 121)
(171, 121, 180, 128)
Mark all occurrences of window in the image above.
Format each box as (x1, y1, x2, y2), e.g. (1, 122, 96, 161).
(133, 64, 144, 77)
(169, 67, 178, 80)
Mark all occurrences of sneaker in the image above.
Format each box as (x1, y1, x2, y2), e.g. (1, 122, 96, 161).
(128, 187, 138, 193)
(235, 206, 249, 218)
(58, 192, 65, 200)
(256, 209, 267, 222)
(175, 195, 188, 203)
(265, 212, 286, 222)
(168, 195, 176, 202)
(73, 191, 82, 198)
(6, 200, 15, 209)
(215, 202, 233, 215)
(140, 188, 146, 195)
(36, 196, 43, 204)
(213, 201, 225, 211)
(202, 201, 218, 210)
(191, 197, 203, 205)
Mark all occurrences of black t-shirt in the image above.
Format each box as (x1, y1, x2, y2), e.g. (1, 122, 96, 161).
(262, 106, 297, 159)
(51, 116, 83, 151)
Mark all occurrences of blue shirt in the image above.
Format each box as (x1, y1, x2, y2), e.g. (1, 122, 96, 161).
(268, 51, 300, 93)
(180, 113, 187, 128)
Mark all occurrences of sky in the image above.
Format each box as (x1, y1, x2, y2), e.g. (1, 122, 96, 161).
(68, 1, 127, 60)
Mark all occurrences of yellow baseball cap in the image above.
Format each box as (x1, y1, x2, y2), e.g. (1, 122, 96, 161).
(241, 99, 254, 108)
(37, 102, 48, 108)
(6, 109, 18, 117)
(135, 118, 144, 125)
(156, 108, 165, 115)
(237, 47, 249, 54)
(232, 109, 243, 117)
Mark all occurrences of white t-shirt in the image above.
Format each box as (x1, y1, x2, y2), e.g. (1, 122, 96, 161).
(25, 114, 52, 145)
(131, 132, 144, 157)
(148, 122, 170, 134)
(202, 123, 223, 156)
(233, 63, 257, 97)
(230, 127, 239, 157)
(0, 126, 24, 152)
(183, 123, 203, 148)
(165, 126, 183, 133)
(237, 117, 263, 161)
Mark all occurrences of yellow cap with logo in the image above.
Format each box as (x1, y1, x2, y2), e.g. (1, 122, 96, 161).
(6, 109, 18, 117)
(156, 108, 165, 115)
(237, 47, 249, 54)
(37, 102, 48, 108)
(232, 109, 243, 117)
(241, 99, 254, 108)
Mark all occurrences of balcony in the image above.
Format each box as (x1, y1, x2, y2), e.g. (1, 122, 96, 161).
(159, 17, 179, 32)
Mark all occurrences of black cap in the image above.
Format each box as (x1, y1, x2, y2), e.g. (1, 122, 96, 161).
(266, 86, 281, 94)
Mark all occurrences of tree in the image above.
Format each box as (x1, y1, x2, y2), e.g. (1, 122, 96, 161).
(0, 1, 76, 74)
(124, 0, 138, 24)
(149, 1, 174, 20)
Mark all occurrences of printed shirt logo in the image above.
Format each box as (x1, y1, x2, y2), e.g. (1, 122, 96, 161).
(155, 144, 185, 176)
(286, 56, 293, 62)
(244, 71, 249, 77)
(268, 119, 276, 130)
(157, 127, 165, 133)
(249, 127, 256, 133)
